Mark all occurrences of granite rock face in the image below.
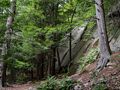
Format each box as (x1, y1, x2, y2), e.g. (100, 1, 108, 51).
(56, 22, 88, 70)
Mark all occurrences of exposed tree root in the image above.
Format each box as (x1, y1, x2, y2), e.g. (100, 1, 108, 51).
(96, 57, 110, 72)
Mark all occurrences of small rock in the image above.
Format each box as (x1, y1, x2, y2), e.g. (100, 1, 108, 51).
(28, 87, 33, 90)
(84, 83, 89, 87)
(74, 84, 82, 90)
(74, 83, 84, 90)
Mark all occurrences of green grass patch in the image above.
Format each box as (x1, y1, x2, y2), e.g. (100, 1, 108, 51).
(77, 48, 99, 72)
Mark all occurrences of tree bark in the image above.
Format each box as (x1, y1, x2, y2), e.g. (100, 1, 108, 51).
(36, 53, 44, 80)
(1, 0, 16, 87)
(40, 53, 44, 79)
(1, 63, 7, 87)
(36, 62, 40, 80)
(51, 48, 56, 75)
(69, 32, 72, 62)
(30, 69, 33, 81)
(47, 50, 53, 75)
(56, 48, 61, 72)
(95, 0, 111, 71)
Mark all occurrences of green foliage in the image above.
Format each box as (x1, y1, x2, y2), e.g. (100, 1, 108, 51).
(93, 84, 106, 90)
(0, 0, 118, 85)
(16, 73, 28, 83)
(0, 0, 9, 8)
(93, 82, 107, 90)
(37, 76, 74, 90)
(87, 21, 96, 29)
(77, 48, 99, 71)
(15, 60, 31, 69)
(82, 21, 96, 42)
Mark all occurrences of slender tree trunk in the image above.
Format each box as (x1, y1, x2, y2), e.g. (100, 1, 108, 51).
(95, 0, 111, 71)
(36, 54, 43, 80)
(56, 48, 61, 72)
(10, 68, 16, 83)
(69, 32, 72, 62)
(36, 62, 40, 80)
(51, 47, 56, 75)
(69, 4, 77, 63)
(40, 54, 44, 79)
(1, 63, 7, 87)
(47, 50, 53, 75)
(2, 0, 16, 87)
(30, 69, 33, 80)
(47, 48, 56, 76)
(47, 56, 50, 75)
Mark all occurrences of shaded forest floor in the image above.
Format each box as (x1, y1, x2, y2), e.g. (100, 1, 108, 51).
(0, 82, 36, 90)
(70, 51, 120, 90)
(1, 52, 120, 90)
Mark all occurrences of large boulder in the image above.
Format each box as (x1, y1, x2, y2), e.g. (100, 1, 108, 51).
(56, 22, 88, 70)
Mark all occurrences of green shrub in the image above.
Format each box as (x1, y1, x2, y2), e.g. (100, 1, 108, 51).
(16, 73, 28, 83)
(77, 48, 99, 71)
(59, 77, 73, 90)
(37, 76, 74, 90)
(92, 83, 107, 90)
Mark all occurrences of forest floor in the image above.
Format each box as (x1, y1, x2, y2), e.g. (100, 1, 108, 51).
(70, 51, 120, 90)
(0, 82, 36, 90)
(1, 52, 120, 90)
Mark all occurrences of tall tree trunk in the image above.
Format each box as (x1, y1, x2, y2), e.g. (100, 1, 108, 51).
(1, 0, 16, 87)
(56, 48, 61, 72)
(1, 63, 7, 87)
(47, 50, 53, 75)
(69, 32, 72, 62)
(47, 49, 56, 76)
(36, 62, 40, 80)
(10, 68, 16, 83)
(95, 0, 111, 71)
(40, 53, 44, 79)
(51, 47, 56, 75)
(68, 4, 77, 63)
(36, 53, 44, 80)
(30, 69, 33, 81)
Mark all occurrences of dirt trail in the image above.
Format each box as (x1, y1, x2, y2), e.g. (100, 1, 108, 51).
(0, 83, 36, 90)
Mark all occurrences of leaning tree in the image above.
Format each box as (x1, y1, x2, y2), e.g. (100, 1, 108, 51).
(95, 0, 111, 71)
